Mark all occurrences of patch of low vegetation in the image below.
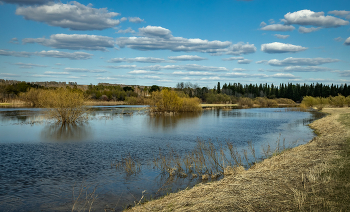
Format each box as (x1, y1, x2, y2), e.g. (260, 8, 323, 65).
(301, 94, 350, 109)
(149, 89, 202, 113)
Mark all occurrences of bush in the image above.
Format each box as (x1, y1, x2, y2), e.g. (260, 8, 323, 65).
(150, 89, 202, 113)
(275, 98, 296, 105)
(330, 94, 346, 107)
(38, 88, 88, 124)
(238, 97, 253, 107)
(19, 88, 41, 106)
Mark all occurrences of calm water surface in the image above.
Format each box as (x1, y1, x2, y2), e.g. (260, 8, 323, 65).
(0, 106, 322, 211)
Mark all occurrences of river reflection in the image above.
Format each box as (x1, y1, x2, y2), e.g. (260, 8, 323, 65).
(41, 123, 92, 142)
(147, 112, 201, 131)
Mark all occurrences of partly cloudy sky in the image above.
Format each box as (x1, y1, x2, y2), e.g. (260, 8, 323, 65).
(0, 0, 350, 87)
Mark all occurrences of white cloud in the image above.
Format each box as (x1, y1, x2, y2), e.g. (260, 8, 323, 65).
(269, 19, 275, 24)
(23, 34, 115, 51)
(334, 37, 343, 42)
(141, 64, 229, 72)
(36, 50, 92, 60)
(128, 70, 158, 74)
(1, 0, 51, 5)
(298, 26, 322, 33)
(16, 2, 120, 30)
(172, 71, 215, 76)
(260, 24, 295, 31)
(0, 49, 32, 57)
(117, 25, 255, 55)
(108, 57, 166, 63)
(139, 26, 172, 38)
(284, 9, 349, 28)
(44, 71, 70, 75)
(256, 60, 268, 64)
(0, 73, 20, 77)
(261, 42, 308, 53)
(168, 55, 207, 61)
(65, 68, 107, 73)
(282, 66, 333, 72)
(269, 73, 299, 78)
(128, 17, 144, 23)
(224, 72, 267, 78)
(260, 21, 267, 27)
(232, 68, 246, 71)
(222, 57, 244, 61)
(328, 10, 350, 19)
(117, 27, 135, 34)
(9, 37, 19, 44)
(274, 34, 290, 39)
(345, 37, 350, 45)
(105, 65, 137, 69)
(14, 62, 48, 68)
(336, 70, 350, 77)
(267, 57, 339, 66)
(120, 17, 127, 22)
(237, 59, 252, 64)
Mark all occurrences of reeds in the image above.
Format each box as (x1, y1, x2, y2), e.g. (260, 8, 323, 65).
(113, 154, 141, 175)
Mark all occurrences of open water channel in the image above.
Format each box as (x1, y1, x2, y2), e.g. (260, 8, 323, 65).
(0, 106, 322, 211)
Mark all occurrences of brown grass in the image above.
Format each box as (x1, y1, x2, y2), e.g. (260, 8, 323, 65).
(126, 107, 350, 211)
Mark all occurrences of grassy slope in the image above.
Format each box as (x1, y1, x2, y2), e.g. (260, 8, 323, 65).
(127, 108, 350, 211)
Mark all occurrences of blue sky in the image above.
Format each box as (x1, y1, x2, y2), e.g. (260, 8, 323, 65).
(0, 0, 349, 88)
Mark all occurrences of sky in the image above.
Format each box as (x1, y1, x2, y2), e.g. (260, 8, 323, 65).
(0, 0, 350, 88)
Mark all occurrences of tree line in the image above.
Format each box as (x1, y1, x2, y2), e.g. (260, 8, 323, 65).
(176, 82, 350, 103)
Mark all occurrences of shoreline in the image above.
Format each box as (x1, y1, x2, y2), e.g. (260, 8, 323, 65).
(127, 107, 350, 211)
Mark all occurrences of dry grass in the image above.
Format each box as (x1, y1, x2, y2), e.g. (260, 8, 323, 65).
(126, 107, 350, 211)
(84, 100, 125, 106)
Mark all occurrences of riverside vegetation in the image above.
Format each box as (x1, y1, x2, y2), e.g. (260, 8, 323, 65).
(124, 107, 350, 211)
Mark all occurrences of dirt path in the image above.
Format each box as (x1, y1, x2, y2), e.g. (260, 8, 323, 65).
(127, 108, 350, 212)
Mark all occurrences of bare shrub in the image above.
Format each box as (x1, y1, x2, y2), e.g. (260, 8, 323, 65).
(149, 89, 202, 113)
(330, 94, 346, 107)
(238, 97, 253, 107)
(38, 88, 88, 124)
(19, 88, 41, 106)
(275, 98, 296, 105)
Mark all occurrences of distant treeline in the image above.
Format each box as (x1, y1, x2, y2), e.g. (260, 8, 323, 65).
(1, 80, 350, 104)
(176, 82, 350, 103)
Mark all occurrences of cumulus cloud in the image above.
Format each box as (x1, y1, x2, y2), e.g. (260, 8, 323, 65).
(128, 17, 144, 23)
(267, 57, 339, 66)
(261, 42, 308, 53)
(108, 57, 166, 63)
(298, 26, 322, 33)
(36, 50, 92, 60)
(345, 37, 350, 45)
(232, 68, 246, 71)
(328, 10, 350, 19)
(117, 26, 255, 55)
(105, 65, 137, 69)
(117, 27, 135, 34)
(0, 0, 51, 5)
(237, 59, 252, 64)
(274, 34, 290, 39)
(16, 2, 121, 30)
(260, 24, 295, 31)
(284, 9, 349, 28)
(226, 42, 256, 55)
(23, 34, 115, 51)
(65, 68, 107, 73)
(14, 62, 48, 68)
(0, 49, 32, 57)
(168, 55, 207, 61)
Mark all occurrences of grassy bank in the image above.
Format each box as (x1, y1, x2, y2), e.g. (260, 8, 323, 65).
(126, 108, 350, 211)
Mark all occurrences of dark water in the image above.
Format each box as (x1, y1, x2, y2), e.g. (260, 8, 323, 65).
(0, 106, 322, 211)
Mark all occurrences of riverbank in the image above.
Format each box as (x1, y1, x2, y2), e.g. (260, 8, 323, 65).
(127, 107, 350, 211)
